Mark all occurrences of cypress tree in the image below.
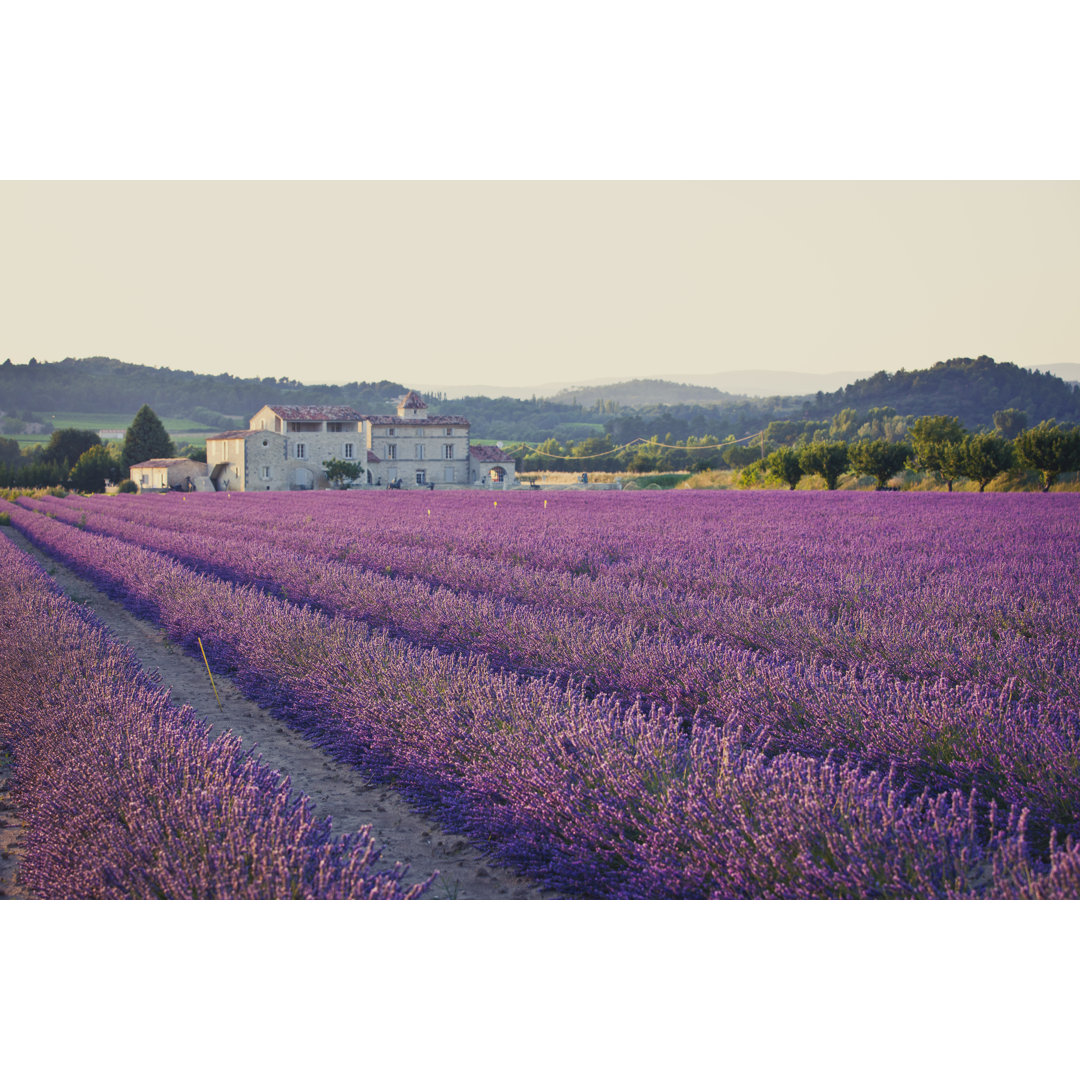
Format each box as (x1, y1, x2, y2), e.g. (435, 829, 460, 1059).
(121, 405, 175, 470)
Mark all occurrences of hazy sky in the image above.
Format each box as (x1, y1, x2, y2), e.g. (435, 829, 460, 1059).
(2, 181, 1076, 390)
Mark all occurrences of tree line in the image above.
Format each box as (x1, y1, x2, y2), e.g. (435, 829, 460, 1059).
(3, 355, 1078, 446)
(0, 405, 178, 493)
(512, 408, 1080, 493)
(743, 413, 1080, 493)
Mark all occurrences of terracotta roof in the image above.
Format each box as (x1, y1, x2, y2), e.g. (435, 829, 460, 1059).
(207, 429, 263, 440)
(470, 445, 515, 463)
(399, 390, 428, 410)
(360, 415, 470, 426)
(131, 458, 197, 468)
(264, 405, 365, 421)
(367, 450, 381, 463)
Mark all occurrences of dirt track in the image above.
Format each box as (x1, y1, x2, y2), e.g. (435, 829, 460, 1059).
(2, 526, 557, 900)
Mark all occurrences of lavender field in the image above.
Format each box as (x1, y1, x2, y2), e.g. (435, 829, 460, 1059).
(7, 489, 1080, 898)
(0, 532, 426, 899)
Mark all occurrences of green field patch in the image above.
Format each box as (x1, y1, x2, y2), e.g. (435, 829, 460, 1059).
(621, 473, 691, 490)
(45, 412, 217, 433)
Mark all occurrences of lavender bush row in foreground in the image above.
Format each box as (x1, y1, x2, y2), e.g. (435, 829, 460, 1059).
(21, 497, 1080, 829)
(0, 533, 425, 899)
(36, 491, 1079, 698)
(9, 505, 1078, 898)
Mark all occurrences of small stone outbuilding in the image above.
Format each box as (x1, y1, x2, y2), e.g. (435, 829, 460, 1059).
(130, 457, 209, 492)
(469, 444, 517, 486)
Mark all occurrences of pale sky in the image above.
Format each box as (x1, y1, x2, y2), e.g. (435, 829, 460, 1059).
(2, 181, 1076, 391)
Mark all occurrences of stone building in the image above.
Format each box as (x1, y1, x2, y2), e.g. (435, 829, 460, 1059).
(129, 457, 210, 492)
(200, 392, 513, 492)
(361, 392, 471, 488)
(468, 444, 517, 486)
(206, 429, 290, 491)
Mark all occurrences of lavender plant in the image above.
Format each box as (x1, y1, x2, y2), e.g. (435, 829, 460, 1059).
(9, 499, 1079, 898)
(0, 534, 426, 899)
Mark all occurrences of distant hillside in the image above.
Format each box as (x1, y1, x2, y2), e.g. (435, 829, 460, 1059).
(1, 353, 1076, 445)
(1042, 362, 1080, 386)
(550, 378, 742, 408)
(817, 356, 1080, 428)
(0, 356, 410, 422)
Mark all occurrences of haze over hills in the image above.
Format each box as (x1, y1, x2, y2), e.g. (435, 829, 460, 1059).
(1, 355, 1077, 444)
(424, 363, 1079, 402)
(423, 370, 877, 400)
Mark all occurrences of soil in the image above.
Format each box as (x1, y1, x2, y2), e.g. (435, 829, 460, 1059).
(0, 748, 29, 900)
(1, 526, 558, 900)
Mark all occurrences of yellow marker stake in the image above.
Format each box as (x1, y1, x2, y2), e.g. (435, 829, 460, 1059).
(494, 500, 497, 508)
(427, 509, 431, 515)
(544, 500, 547, 508)
(197, 636, 223, 710)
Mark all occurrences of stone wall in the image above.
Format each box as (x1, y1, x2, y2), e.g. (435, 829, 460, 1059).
(367, 423, 471, 487)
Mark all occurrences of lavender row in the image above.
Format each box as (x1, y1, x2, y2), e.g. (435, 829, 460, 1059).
(35, 491, 1079, 702)
(0, 532, 425, 899)
(60, 489, 1080, 636)
(7, 504, 1079, 898)
(18, 497, 1080, 829)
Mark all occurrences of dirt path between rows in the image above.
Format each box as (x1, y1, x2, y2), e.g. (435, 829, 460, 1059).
(2, 526, 557, 900)
(0, 749, 29, 899)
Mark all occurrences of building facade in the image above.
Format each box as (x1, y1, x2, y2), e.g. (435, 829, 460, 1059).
(361, 392, 471, 487)
(130, 457, 210, 492)
(201, 393, 513, 492)
(468, 444, 517, 485)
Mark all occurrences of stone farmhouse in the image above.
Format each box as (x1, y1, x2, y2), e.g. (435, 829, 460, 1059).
(129, 457, 211, 492)
(130, 392, 516, 492)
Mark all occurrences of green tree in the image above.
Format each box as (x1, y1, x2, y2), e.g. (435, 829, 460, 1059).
(829, 408, 860, 441)
(848, 439, 911, 490)
(1013, 421, 1079, 492)
(722, 443, 761, 469)
(798, 442, 849, 490)
(960, 432, 1013, 492)
(121, 405, 175, 470)
(40, 428, 101, 467)
(993, 408, 1028, 440)
(766, 447, 804, 490)
(0, 436, 21, 464)
(69, 443, 121, 494)
(571, 434, 615, 460)
(909, 415, 966, 491)
(322, 457, 363, 487)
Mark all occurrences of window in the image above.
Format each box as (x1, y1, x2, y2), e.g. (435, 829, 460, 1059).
(261, 465, 271, 480)
(416, 470, 426, 485)
(388, 427, 396, 437)
(443, 444, 454, 459)
(344, 443, 354, 459)
(444, 466, 455, 482)
(141, 473, 149, 486)
(295, 443, 306, 459)
(445, 427, 452, 436)
(416, 444, 424, 460)
(386, 444, 397, 460)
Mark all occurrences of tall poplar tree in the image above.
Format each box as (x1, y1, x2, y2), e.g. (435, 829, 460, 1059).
(121, 405, 175, 470)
